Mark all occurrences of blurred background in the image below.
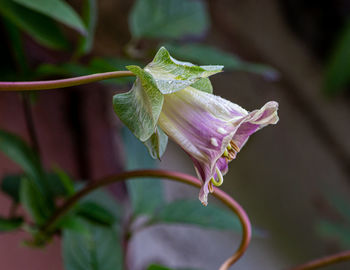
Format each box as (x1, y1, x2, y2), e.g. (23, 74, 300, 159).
(0, 0, 350, 269)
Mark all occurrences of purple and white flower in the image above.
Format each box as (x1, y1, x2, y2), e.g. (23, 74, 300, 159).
(157, 87, 279, 205)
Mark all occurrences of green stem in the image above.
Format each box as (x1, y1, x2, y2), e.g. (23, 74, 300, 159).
(0, 71, 134, 91)
(289, 250, 350, 270)
(40, 169, 252, 270)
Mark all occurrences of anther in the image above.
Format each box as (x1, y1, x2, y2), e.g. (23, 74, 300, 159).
(228, 152, 235, 160)
(230, 141, 240, 152)
(223, 149, 229, 157)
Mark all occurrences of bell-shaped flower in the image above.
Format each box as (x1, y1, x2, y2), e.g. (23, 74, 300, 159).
(113, 47, 279, 205)
(157, 87, 278, 205)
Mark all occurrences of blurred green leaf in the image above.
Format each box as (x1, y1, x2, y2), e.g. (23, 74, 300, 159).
(3, 19, 28, 74)
(1, 174, 22, 203)
(76, 0, 97, 56)
(156, 200, 241, 231)
(13, 0, 87, 34)
(36, 62, 92, 78)
(129, 0, 209, 40)
(165, 43, 279, 79)
(56, 215, 90, 235)
(52, 167, 75, 196)
(121, 128, 164, 216)
(80, 189, 122, 221)
(46, 172, 72, 198)
(0, 0, 69, 50)
(324, 20, 350, 94)
(76, 201, 117, 226)
(0, 130, 51, 197)
(0, 217, 23, 232)
(20, 177, 52, 225)
(62, 222, 123, 270)
(317, 219, 350, 248)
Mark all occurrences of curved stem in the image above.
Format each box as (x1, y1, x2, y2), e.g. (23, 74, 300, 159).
(0, 71, 134, 91)
(289, 250, 350, 270)
(41, 169, 251, 269)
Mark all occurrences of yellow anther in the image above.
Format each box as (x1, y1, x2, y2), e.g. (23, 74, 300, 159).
(226, 144, 232, 150)
(223, 149, 229, 157)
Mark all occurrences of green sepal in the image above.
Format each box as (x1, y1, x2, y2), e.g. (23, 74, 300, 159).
(189, 77, 213, 93)
(145, 47, 223, 94)
(113, 47, 223, 158)
(113, 65, 163, 142)
(144, 126, 168, 160)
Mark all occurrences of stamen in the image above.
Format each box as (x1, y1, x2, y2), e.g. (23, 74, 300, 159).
(223, 149, 229, 157)
(230, 141, 240, 152)
(226, 144, 232, 150)
(228, 151, 235, 160)
(210, 138, 219, 147)
(211, 167, 224, 187)
(208, 180, 214, 193)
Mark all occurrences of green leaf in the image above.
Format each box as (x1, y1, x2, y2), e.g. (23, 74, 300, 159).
(1, 174, 22, 203)
(113, 65, 164, 142)
(165, 43, 279, 78)
(76, 0, 98, 56)
(13, 0, 87, 34)
(55, 215, 90, 235)
(0, 217, 23, 232)
(156, 200, 241, 231)
(0, 0, 69, 50)
(121, 128, 164, 216)
(3, 19, 29, 74)
(129, 0, 209, 40)
(324, 20, 350, 94)
(144, 126, 168, 159)
(20, 177, 52, 225)
(46, 172, 72, 198)
(52, 167, 75, 196)
(145, 47, 223, 94)
(62, 222, 123, 270)
(76, 201, 117, 226)
(0, 130, 50, 197)
(80, 188, 122, 221)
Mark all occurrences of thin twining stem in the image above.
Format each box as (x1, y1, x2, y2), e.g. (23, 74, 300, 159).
(0, 71, 134, 91)
(40, 169, 252, 270)
(289, 250, 350, 270)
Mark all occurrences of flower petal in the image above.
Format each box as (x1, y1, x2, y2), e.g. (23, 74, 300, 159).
(157, 87, 279, 205)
